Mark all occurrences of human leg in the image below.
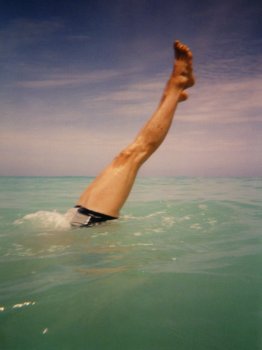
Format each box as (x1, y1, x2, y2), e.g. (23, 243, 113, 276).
(75, 41, 195, 218)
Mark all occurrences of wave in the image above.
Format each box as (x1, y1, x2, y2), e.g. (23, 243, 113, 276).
(14, 210, 73, 231)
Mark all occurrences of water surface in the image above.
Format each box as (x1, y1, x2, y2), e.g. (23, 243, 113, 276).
(0, 177, 261, 349)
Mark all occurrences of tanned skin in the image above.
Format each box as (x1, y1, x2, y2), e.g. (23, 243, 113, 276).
(76, 41, 195, 218)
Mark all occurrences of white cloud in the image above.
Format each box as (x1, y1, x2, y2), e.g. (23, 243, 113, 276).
(0, 127, 127, 176)
(16, 70, 123, 89)
(1, 110, 261, 177)
(178, 75, 262, 124)
(1, 15, 261, 176)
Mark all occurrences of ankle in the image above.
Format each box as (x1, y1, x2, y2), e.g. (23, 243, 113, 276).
(166, 76, 185, 94)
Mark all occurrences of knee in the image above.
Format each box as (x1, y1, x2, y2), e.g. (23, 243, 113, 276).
(113, 146, 137, 166)
(114, 140, 154, 167)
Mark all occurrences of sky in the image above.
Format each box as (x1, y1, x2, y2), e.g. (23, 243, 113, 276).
(0, 0, 261, 176)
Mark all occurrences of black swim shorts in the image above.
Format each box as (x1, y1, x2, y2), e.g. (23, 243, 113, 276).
(70, 205, 117, 227)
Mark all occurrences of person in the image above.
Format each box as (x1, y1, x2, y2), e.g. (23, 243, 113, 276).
(69, 40, 195, 227)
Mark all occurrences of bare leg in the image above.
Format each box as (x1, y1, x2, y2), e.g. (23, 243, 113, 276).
(76, 41, 195, 217)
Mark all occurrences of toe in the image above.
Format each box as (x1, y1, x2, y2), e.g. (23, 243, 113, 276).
(174, 41, 185, 59)
(174, 40, 190, 60)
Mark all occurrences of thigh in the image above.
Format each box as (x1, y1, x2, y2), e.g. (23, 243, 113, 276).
(76, 147, 142, 217)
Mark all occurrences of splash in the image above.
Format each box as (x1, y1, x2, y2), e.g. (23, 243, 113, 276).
(14, 210, 73, 230)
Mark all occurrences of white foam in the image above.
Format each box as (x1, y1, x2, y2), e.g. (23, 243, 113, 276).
(14, 210, 72, 230)
(198, 204, 208, 210)
(131, 243, 154, 247)
(179, 216, 191, 221)
(133, 232, 142, 236)
(13, 301, 36, 309)
(122, 211, 165, 221)
(207, 219, 217, 225)
(161, 216, 175, 227)
(190, 223, 202, 230)
(42, 328, 48, 335)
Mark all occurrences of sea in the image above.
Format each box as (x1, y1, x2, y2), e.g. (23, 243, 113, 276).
(0, 176, 261, 350)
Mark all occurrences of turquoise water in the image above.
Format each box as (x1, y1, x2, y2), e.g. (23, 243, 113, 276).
(0, 177, 261, 350)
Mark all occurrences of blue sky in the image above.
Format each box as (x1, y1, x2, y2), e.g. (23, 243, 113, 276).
(0, 0, 261, 176)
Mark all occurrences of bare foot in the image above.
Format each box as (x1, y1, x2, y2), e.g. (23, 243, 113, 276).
(172, 40, 195, 101)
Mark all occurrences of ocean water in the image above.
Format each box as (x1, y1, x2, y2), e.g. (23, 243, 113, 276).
(0, 176, 261, 350)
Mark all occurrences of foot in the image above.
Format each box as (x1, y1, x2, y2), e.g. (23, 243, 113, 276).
(172, 40, 195, 101)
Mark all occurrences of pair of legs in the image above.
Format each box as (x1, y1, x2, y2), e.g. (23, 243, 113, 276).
(76, 41, 195, 218)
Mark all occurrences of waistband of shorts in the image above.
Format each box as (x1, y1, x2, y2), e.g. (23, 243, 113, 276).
(74, 206, 118, 220)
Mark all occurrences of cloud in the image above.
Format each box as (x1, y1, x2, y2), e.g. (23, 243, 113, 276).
(179, 74, 262, 125)
(82, 70, 262, 127)
(2, 60, 261, 136)
(0, 19, 64, 57)
(1, 6, 261, 176)
(1, 106, 261, 177)
(16, 70, 123, 88)
(0, 127, 128, 176)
